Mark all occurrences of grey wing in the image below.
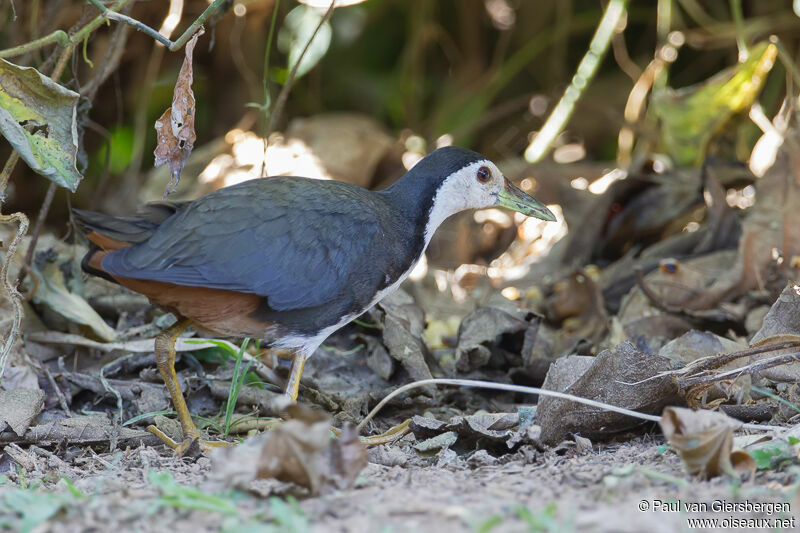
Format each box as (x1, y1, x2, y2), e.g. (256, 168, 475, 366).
(100, 179, 381, 311)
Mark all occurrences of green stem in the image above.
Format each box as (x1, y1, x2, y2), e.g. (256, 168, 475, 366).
(729, 0, 748, 56)
(266, 1, 335, 137)
(262, 0, 281, 126)
(69, 0, 133, 45)
(524, 0, 629, 163)
(0, 30, 69, 59)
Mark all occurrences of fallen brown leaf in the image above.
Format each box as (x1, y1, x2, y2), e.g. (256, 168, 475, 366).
(536, 342, 682, 445)
(209, 405, 367, 495)
(660, 406, 755, 479)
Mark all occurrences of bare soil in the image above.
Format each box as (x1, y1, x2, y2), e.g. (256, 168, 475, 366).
(1, 434, 796, 533)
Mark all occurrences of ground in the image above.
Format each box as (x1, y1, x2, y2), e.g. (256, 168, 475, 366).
(1, 434, 796, 532)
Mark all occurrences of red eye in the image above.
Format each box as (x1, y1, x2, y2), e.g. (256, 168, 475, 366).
(476, 166, 491, 183)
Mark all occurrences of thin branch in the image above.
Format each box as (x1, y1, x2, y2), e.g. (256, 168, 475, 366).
(266, 1, 335, 138)
(86, 0, 169, 47)
(18, 182, 57, 284)
(682, 352, 800, 389)
(86, 0, 228, 51)
(0, 30, 70, 59)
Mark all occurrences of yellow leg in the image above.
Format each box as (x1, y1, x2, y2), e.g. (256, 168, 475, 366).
(147, 319, 229, 454)
(332, 419, 412, 447)
(284, 351, 306, 402)
(280, 350, 412, 447)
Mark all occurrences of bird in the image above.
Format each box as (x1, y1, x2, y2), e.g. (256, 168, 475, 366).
(74, 146, 556, 452)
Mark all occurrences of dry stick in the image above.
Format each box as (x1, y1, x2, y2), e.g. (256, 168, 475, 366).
(42, 366, 71, 416)
(18, 182, 56, 283)
(671, 339, 800, 378)
(681, 351, 800, 389)
(357, 378, 784, 434)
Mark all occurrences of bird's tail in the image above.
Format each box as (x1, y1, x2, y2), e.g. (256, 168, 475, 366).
(72, 202, 182, 282)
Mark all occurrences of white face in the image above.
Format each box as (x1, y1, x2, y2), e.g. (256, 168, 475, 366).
(423, 160, 505, 244)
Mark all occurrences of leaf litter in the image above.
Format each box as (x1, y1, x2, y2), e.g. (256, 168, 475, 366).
(4, 45, 800, 533)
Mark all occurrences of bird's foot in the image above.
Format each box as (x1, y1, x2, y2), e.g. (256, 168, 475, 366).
(332, 419, 412, 447)
(147, 425, 232, 456)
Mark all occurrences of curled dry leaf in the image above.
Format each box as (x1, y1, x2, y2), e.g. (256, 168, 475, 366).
(154, 31, 202, 196)
(660, 406, 755, 480)
(209, 405, 367, 495)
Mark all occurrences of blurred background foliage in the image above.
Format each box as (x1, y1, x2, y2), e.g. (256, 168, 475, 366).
(1, 0, 799, 225)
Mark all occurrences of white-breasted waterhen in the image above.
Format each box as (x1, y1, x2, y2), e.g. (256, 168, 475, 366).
(74, 146, 556, 451)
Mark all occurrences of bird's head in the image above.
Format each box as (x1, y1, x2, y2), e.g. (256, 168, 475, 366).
(411, 147, 556, 237)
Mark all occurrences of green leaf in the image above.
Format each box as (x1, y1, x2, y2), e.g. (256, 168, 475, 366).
(650, 41, 777, 167)
(747, 441, 795, 470)
(147, 470, 238, 516)
(0, 59, 83, 191)
(278, 5, 332, 80)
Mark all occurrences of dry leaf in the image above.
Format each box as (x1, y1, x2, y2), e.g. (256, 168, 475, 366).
(154, 31, 202, 196)
(536, 342, 681, 445)
(379, 291, 434, 385)
(455, 305, 530, 372)
(209, 405, 367, 495)
(660, 406, 755, 479)
(0, 389, 44, 435)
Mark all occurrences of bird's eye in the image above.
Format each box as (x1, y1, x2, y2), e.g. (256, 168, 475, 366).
(476, 166, 491, 183)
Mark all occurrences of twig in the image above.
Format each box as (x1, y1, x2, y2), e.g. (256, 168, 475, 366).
(524, 0, 629, 162)
(356, 378, 782, 433)
(86, 0, 228, 51)
(681, 351, 800, 389)
(265, 0, 335, 138)
(0, 30, 70, 59)
(43, 366, 71, 416)
(18, 183, 56, 281)
(669, 339, 800, 378)
(0, 211, 29, 382)
(100, 356, 125, 422)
